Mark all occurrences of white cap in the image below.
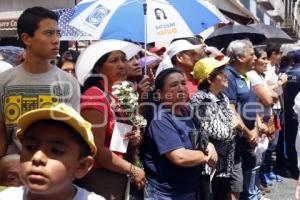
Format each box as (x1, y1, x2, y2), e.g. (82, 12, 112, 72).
(167, 40, 201, 59)
(155, 54, 173, 77)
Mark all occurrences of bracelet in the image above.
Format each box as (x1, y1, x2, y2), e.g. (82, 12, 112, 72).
(128, 164, 137, 180)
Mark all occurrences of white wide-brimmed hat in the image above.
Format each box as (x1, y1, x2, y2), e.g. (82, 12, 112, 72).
(75, 39, 141, 85)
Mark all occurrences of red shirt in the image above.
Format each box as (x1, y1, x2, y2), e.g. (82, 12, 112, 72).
(81, 83, 124, 168)
(187, 76, 198, 98)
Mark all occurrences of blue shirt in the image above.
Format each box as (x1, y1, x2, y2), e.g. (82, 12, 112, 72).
(142, 107, 201, 195)
(223, 66, 257, 127)
(285, 65, 300, 116)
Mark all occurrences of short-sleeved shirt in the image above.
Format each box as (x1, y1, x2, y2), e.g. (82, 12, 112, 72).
(223, 66, 259, 169)
(246, 70, 272, 117)
(264, 63, 281, 110)
(80, 81, 124, 168)
(0, 185, 105, 200)
(0, 64, 80, 153)
(223, 66, 257, 127)
(142, 107, 201, 195)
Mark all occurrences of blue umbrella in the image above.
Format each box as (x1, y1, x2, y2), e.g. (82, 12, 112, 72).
(0, 46, 24, 65)
(56, 8, 97, 41)
(69, 0, 224, 43)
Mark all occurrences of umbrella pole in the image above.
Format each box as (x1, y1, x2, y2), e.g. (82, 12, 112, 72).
(143, 0, 147, 75)
(74, 0, 78, 52)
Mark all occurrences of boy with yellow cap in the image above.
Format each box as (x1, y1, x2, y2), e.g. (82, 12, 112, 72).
(0, 104, 104, 200)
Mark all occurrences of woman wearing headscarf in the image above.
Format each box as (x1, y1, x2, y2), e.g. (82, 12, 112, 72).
(76, 40, 146, 200)
(142, 67, 217, 200)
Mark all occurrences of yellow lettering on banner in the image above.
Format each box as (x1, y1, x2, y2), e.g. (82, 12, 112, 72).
(157, 28, 178, 36)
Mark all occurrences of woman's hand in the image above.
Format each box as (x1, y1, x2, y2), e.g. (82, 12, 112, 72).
(124, 129, 143, 146)
(278, 73, 288, 86)
(131, 166, 147, 190)
(137, 75, 152, 100)
(232, 114, 244, 130)
(267, 133, 275, 142)
(255, 116, 269, 136)
(206, 143, 218, 167)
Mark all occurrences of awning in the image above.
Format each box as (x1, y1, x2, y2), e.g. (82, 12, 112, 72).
(0, 19, 18, 37)
(219, 9, 255, 25)
(0, 11, 22, 38)
(208, 0, 259, 24)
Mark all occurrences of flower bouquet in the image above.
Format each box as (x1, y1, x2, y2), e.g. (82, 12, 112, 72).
(112, 81, 147, 128)
(112, 81, 147, 168)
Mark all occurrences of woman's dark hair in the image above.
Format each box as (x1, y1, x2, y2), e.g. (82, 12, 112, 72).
(144, 67, 184, 122)
(154, 8, 167, 20)
(198, 79, 210, 90)
(154, 67, 184, 92)
(254, 46, 266, 59)
(198, 66, 225, 90)
(81, 52, 111, 94)
(280, 51, 295, 68)
(57, 50, 80, 68)
(62, 50, 80, 63)
(266, 42, 281, 58)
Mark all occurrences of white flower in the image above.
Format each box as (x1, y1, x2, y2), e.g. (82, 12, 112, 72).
(112, 81, 147, 127)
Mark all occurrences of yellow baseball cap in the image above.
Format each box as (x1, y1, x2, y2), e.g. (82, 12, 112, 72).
(16, 103, 97, 157)
(193, 56, 230, 84)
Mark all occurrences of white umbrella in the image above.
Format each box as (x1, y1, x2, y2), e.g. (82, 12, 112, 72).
(57, 8, 97, 41)
(69, 0, 225, 43)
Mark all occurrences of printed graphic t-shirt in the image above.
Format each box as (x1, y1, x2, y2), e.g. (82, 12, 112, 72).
(0, 64, 80, 153)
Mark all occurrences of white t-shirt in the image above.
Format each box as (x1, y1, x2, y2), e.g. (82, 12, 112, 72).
(264, 63, 281, 110)
(0, 185, 105, 200)
(246, 70, 272, 116)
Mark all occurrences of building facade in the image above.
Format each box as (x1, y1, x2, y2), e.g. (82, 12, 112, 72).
(207, 0, 299, 41)
(0, 0, 75, 39)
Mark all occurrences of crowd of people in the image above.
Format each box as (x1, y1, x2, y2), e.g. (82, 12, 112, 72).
(0, 5, 300, 200)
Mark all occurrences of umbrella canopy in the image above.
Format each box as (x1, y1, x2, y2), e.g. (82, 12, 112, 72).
(205, 24, 266, 50)
(75, 39, 141, 85)
(68, 0, 224, 43)
(0, 46, 24, 65)
(249, 23, 294, 44)
(57, 8, 97, 41)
